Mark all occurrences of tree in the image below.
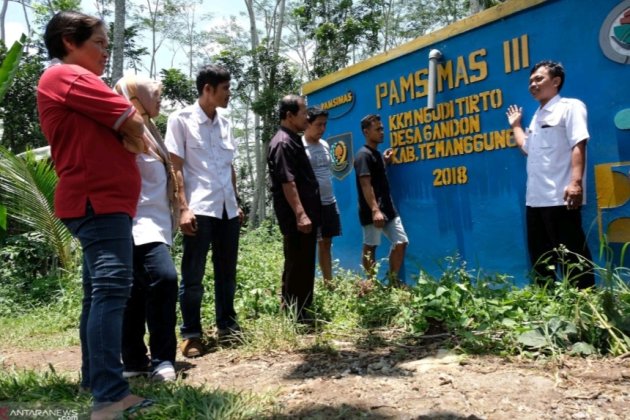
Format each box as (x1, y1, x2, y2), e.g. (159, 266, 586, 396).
(0, 38, 46, 154)
(104, 23, 149, 81)
(159, 67, 196, 107)
(133, 0, 184, 78)
(167, 0, 204, 78)
(0, 33, 27, 238)
(110, 0, 125, 83)
(293, 0, 382, 78)
(31, 0, 81, 33)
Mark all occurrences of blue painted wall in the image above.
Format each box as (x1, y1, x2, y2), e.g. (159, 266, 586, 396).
(304, 0, 630, 286)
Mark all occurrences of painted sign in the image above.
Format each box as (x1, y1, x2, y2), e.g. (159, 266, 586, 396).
(302, 0, 630, 285)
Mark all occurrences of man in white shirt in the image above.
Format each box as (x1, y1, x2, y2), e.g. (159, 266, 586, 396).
(506, 60, 594, 289)
(303, 107, 342, 285)
(165, 65, 243, 357)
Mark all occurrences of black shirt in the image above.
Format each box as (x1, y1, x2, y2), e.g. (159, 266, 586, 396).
(267, 126, 321, 235)
(354, 144, 397, 226)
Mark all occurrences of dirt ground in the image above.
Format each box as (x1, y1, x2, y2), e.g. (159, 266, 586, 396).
(2, 335, 629, 419)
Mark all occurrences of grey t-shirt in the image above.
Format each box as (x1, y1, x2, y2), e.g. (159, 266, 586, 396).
(303, 137, 336, 205)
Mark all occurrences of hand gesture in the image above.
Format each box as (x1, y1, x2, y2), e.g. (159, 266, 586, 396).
(506, 105, 523, 128)
(383, 148, 393, 164)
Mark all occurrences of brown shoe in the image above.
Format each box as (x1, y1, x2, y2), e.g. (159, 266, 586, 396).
(180, 337, 204, 358)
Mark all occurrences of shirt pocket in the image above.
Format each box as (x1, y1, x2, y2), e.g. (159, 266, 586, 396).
(217, 130, 235, 164)
(537, 114, 565, 148)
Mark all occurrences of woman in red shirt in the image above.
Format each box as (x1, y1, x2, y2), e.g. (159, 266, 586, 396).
(37, 11, 152, 418)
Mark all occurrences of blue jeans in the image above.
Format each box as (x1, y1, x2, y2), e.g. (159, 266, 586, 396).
(63, 204, 133, 404)
(122, 242, 178, 370)
(180, 212, 240, 337)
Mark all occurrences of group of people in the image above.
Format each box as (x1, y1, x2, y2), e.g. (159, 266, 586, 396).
(35, 9, 594, 420)
(37, 11, 246, 419)
(267, 96, 411, 323)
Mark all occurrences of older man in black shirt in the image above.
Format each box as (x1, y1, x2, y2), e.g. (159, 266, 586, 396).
(267, 95, 321, 322)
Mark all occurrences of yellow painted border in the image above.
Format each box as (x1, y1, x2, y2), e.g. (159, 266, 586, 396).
(302, 0, 549, 95)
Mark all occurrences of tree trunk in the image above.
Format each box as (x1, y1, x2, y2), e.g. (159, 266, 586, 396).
(470, 0, 482, 14)
(245, 0, 264, 227)
(20, 0, 31, 38)
(0, 0, 8, 42)
(111, 0, 126, 85)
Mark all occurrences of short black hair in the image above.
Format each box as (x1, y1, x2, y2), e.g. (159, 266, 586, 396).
(196, 65, 231, 96)
(44, 11, 104, 60)
(531, 60, 565, 91)
(278, 95, 304, 121)
(360, 114, 381, 131)
(306, 107, 329, 123)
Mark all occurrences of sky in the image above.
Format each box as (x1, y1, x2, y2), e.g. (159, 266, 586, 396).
(4, 0, 249, 71)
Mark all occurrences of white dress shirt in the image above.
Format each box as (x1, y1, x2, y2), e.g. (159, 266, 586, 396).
(523, 95, 589, 207)
(165, 101, 239, 219)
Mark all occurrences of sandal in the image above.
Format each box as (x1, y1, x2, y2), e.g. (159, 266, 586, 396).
(124, 398, 154, 416)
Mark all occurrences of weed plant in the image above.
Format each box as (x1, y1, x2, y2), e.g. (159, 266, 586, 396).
(1, 225, 630, 416)
(2, 226, 629, 357)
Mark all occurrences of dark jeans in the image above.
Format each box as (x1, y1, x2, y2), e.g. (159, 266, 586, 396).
(63, 205, 133, 405)
(282, 230, 317, 319)
(180, 212, 240, 336)
(526, 206, 595, 289)
(122, 242, 177, 370)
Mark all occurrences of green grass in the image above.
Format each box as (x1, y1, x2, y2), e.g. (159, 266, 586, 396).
(0, 368, 278, 419)
(1, 225, 629, 416)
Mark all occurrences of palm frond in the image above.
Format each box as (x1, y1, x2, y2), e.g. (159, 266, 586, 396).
(0, 146, 77, 269)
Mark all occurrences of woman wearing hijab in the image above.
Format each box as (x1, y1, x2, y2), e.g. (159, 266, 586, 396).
(37, 11, 152, 419)
(114, 75, 179, 382)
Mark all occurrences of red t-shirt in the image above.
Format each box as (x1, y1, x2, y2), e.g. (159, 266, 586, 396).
(37, 64, 141, 218)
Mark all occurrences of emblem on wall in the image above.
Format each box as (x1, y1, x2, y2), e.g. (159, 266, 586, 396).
(599, 0, 630, 64)
(326, 132, 354, 180)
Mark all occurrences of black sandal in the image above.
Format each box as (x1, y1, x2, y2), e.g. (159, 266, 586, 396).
(124, 398, 155, 416)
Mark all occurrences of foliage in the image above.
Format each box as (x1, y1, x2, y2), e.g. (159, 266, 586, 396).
(0, 368, 277, 419)
(31, 0, 82, 33)
(293, 0, 382, 78)
(2, 226, 629, 357)
(0, 35, 27, 103)
(0, 232, 73, 316)
(0, 34, 29, 234)
(106, 23, 150, 79)
(0, 43, 47, 154)
(132, 0, 187, 78)
(159, 67, 197, 107)
(0, 146, 76, 269)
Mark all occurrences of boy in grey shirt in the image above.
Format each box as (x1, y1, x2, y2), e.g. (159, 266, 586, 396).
(303, 107, 341, 284)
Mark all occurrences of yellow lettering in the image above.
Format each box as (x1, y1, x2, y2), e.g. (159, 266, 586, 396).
(376, 83, 387, 109)
(399, 74, 414, 103)
(389, 80, 400, 105)
(437, 60, 453, 92)
(454, 55, 469, 87)
(414, 69, 429, 98)
(469, 49, 487, 83)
